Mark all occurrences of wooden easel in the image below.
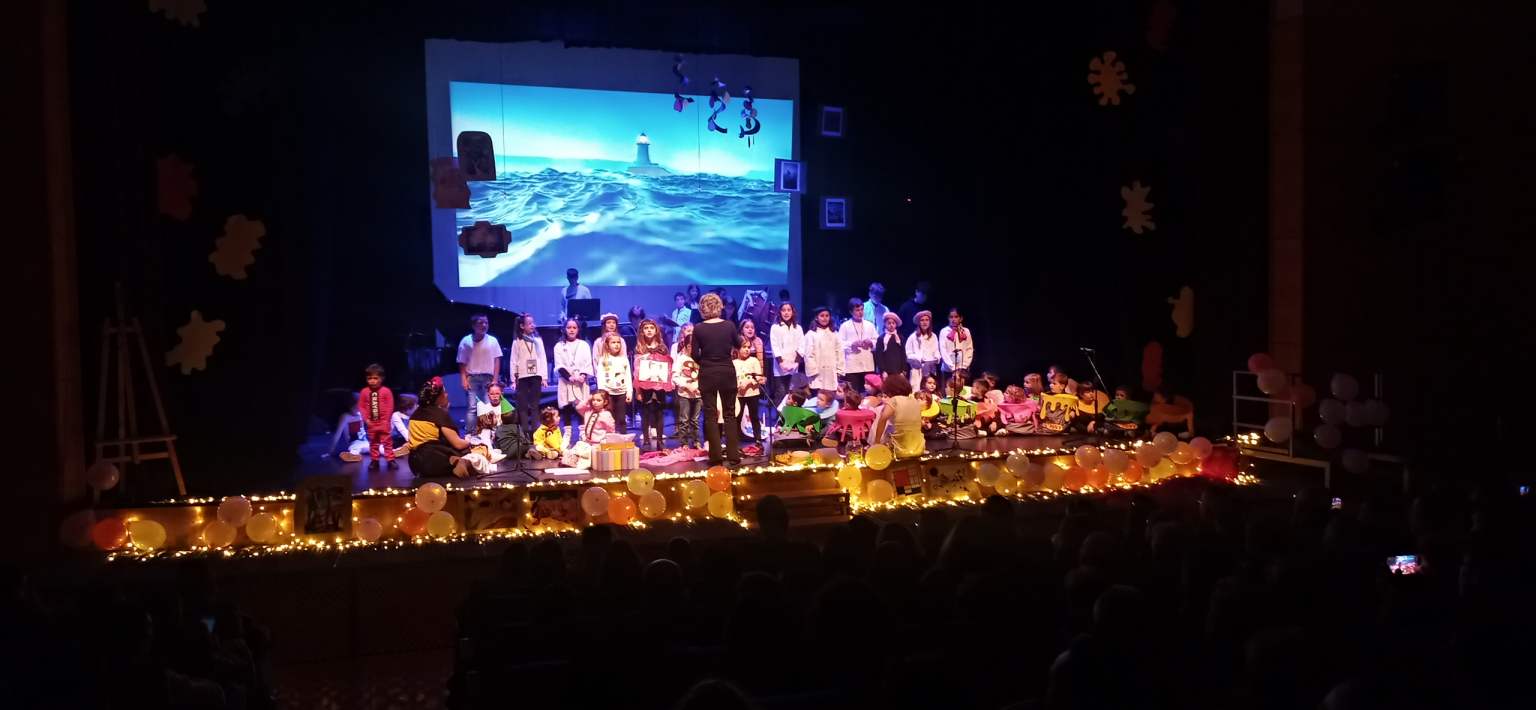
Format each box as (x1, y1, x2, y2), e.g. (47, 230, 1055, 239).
(94, 286, 186, 496)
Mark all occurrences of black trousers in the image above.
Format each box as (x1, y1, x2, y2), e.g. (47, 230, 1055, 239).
(606, 392, 629, 434)
(515, 376, 541, 437)
(636, 389, 667, 444)
(699, 365, 741, 464)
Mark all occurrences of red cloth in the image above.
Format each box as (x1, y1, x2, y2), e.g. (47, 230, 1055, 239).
(359, 386, 394, 432)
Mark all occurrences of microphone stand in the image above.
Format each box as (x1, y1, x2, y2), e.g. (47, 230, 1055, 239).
(932, 345, 964, 453)
(1079, 347, 1110, 446)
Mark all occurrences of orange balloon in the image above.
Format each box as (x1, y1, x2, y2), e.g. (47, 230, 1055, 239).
(608, 495, 636, 524)
(1122, 460, 1144, 483)
(92, 518, 127, 550)
(401, 508, 431, 536)
(1062, 465, 1087, 491)
(706, 466, 732, 492)
(1086, 466, 1109, 488)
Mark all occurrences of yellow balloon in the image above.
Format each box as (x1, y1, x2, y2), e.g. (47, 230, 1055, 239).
(201, 520, 236, 548)
(426, 510, 456, 536)
(994, 472, 1020, 495)
(246, 512, 279, 543)
(1170, 442, 1195, 465)
(836, 464, 863, 492)
(217, 495, 252, 527)
(128, 519, 167, 549)
(707, 491, 734, 518)
(1151, 457, 1176, 481)
(865, 444, 894, 470)
(639, 490, 667, 518)
(865, 479, 895, 502)
(1006, 452, 1030, 475)
(626, 470, 655, 496)
(683, 480, 711, 509)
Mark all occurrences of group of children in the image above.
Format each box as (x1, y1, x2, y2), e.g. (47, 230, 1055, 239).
(333, 308, 1199, 472)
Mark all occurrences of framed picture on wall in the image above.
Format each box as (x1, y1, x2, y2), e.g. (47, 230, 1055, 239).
(774, 158, 805, 193)
(820, 197, 851, 230)
(820, 106, 845, 137)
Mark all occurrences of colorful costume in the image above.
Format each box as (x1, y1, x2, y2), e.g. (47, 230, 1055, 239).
(358, 385, 395, 461)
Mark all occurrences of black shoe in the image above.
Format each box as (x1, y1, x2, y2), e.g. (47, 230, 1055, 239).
(368, 460, 380, 471)
(387, 460, 399, 470)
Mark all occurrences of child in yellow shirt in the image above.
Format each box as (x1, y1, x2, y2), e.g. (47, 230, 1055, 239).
(532, 406, 563, 459)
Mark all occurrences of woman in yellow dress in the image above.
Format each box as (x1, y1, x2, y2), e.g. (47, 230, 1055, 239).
(871, 373, 925, 458)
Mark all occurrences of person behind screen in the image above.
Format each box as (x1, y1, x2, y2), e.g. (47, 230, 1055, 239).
(559, 267, 592, 319)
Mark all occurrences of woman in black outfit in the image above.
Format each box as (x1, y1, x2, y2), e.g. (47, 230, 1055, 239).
(691, 293, 742, 465)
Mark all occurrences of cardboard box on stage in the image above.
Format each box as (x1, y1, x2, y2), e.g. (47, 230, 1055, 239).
(593, 443, 639, 471)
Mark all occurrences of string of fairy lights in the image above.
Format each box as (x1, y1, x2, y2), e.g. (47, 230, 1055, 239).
(103, 438, 1253, 563)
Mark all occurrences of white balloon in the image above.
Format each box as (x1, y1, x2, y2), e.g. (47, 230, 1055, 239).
(1263, 416, 1292, 443)
(1102, 448, 1130, 474)
(1256, 368, 1289, 396)
(1363, 399, 1390, 427)
(1318, 399, 1347, 426)
(356, 517, 384, 542)
(1074, 445, 1103, 471)
(1005, 452, 1030, 475)
(1344, 400, 1367, 428)
(1330, 373, 1360, 401)
(1313, 424, 1342, 450)
(1189, 437, 1214, 459)
(1153, 432, 1178, 456)
(1341, 449, 1370, 474)
(975, 462, 1002, 487)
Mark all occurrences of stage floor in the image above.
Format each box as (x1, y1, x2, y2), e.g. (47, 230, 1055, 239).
(299, 424, 1122, 494)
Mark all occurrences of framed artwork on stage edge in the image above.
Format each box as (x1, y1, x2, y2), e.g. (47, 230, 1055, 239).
(820, 106, 845, 137)
(295, 475, 352, 538)
(774, 158, 805, 193)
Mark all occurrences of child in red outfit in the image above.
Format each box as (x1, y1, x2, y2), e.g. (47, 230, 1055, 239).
(359, 363, 397, 470)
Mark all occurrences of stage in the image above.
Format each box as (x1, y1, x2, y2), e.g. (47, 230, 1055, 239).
(86, 433, 1249, 561)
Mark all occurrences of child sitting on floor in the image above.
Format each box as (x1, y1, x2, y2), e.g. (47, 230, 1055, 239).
(1071, 379, 1111, 433)
(532, 406, 563, 459)
(917, 390, 941, 435)
(970, 379, 1004, 436)
(1103, 386, 1149, 435)
(390, 393, 418, 455)
(563, 390, 617, 469)
(778, 390, 822, 438)
(822, 391, 874, 448)
(1000, 384, 1039, 433)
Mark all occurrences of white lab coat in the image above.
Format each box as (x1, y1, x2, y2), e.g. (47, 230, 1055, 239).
(938, 326, 974, 372)
(552, 338, 593, 408)
(800, 327, 843, 391)
(769, 323, 804, 377)
(838, 319, 877, 374)
(905, 330, 941, 385)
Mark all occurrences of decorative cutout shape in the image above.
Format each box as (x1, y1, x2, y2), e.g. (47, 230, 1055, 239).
(166, 311, 225, 374)
(456, 131, 496, 181)
(1168, 286, 1194, 337)
(459, 220, 511, 258)
(431, 157, 470, 209)
(209, 215, 265, 279)
(148, 0, 205, 27)
(1088, 51, 1136, 106)
(1121, 180, 1155, 234)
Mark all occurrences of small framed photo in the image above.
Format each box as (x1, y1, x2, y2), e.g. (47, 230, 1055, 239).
(820, 196, 851, 230)
(295, 475, 352, 538)
(774, 158, 805, 193)
(820, 106, 845, 138)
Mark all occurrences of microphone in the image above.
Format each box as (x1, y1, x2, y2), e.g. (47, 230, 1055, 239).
(1079, 346, 1096, 353)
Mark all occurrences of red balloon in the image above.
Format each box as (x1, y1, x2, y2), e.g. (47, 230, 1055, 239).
(706, 466, 732, 492)
(1247, 353, 1275, 373)
(1062, 465, 1087, 490)
(1122, 460, 1144, 483)
(1201, 447, 1239, 481)
(608, 495, 636, 524)
(401, 508, 431, 536)
(92, 517, 128, 550)
(1086, 466, 1109, 488)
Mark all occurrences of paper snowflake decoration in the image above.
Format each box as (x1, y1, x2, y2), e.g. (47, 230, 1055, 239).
(1121, 180, 1156, 234)
(166, 311, 225, 374)
(1168, 286, 1194, 337)
(156, 155, 198, 221)
(210, 215, 265, 279)
(148, 0, 206, 28)
(1088, 51, 1136, 106)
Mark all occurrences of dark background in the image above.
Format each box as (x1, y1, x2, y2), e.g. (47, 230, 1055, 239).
(64, 0, 1528, 498)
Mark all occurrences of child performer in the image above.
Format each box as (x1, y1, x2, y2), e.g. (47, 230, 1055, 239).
(970, 378, 1004, 437)
(633, 318, 673, 451)
(358, 364, 396, 470)
(735, 342, 766, 442)
(872, 312, 907, 379)
(1071, 379, 1110, 433)
(595, 333, 632, 435)
(563, 390, 617, 469)
(553, 318, 593, 442)
(769, 302, 803, 418)
(802, 307, 843, 393)
(390, 393, 418, 454)
(595, 312, 627, 357)
(532, 406, 563, 459)
(671, 324, 702, 449)
(838, 298, 877, 389)
(905, 310, 942, 387)
(509, 313, 548, 438)
(938, 308, 974, 387)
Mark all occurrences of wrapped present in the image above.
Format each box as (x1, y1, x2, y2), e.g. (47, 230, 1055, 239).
(600, 440, 636, 452)
(593, 445, 640, 472)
